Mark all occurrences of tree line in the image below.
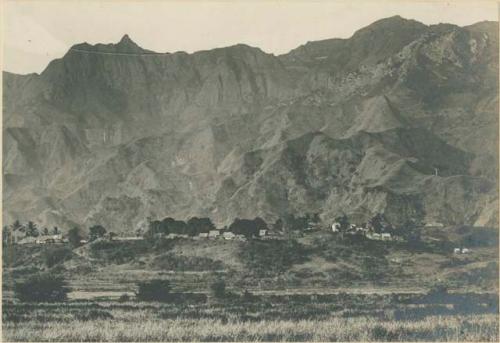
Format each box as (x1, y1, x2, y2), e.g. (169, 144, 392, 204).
(2, 220, 61, 244)
(3, 211, 422, 247)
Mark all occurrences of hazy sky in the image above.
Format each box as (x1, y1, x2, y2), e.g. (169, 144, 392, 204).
(2, 1, 498, 74)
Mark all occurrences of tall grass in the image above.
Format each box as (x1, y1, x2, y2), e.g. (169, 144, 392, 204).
(3, 300, 498, 341)
(4, 314, 498, 341)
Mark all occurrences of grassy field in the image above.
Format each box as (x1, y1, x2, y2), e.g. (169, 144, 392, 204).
(3, 293, 499, 341)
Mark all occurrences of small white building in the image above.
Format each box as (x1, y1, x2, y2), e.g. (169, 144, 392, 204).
(370, 233, 381, 240)
(35, 234, 64, 244)
(198, 233, 209, 239)
(461, 248, 471, 254)
(208, 230, 220, 238)
(331, 222, 340, 232)
(381, 233, 392, 240)
(223, 232, 236, 240)
(114, 236, 144, 241)
(425, 222, 444, 228)
(453, 248, 461, 254)
(259, 229, 268, 237)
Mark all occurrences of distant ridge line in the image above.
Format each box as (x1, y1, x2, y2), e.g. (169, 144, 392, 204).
(69, 48, 165, 56)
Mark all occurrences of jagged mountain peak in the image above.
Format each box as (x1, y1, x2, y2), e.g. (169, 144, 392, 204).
(66, 34, 153, 56)
(119, 34, 134, 44)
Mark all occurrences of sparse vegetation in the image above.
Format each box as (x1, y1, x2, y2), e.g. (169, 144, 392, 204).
(43, 247, 73, 268)
(152, 253, 223, 271)
(90, 240, 149, 264)
(14, 273, 69, 302)
(239, 239, 308, 275)
(210, 279, 226, 298)
(135, 279, 172, 302)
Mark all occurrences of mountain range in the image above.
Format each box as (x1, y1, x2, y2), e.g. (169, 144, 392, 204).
(3, 16, 498, 233)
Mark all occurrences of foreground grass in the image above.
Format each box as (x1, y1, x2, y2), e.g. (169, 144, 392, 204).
(4, 314, 498, 341)
(3, 296, 499, 342)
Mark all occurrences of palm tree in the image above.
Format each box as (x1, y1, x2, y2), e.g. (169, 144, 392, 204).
(10, 220, 24, 243)
(26, 221, 39, 237)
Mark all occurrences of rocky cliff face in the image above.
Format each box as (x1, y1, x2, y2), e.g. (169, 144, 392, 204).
(3, 16, 498, 232)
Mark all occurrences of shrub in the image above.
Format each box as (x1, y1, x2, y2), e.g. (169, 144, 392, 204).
(239, 239, 308, 275)
(210, 279, 226, 298)
(43, 247, 73, 268)
(118, 294, 130, 302)
(90, 240, 149, 264)
(14, 273, 69, 302)
(152, 253, 223, 271)
(136, 279, 172, 302)
(428, 282, 449, 295)
(242, 289, 254, 302)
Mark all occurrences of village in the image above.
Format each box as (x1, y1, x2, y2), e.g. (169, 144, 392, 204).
(2, 214, 473, 254)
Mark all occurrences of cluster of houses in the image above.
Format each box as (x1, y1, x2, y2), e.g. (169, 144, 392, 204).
(15, 234, 67, 245)
(331, 222, 395, 241)
(159, 229, 270, 241)
(13, 228, 272, 245)
(454, 247, 471, 254)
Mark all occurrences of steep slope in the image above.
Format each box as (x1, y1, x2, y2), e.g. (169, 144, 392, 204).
(3, 16, 498, 232)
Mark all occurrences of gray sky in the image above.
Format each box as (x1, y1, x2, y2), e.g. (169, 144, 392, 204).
(2, 1, 498, 75)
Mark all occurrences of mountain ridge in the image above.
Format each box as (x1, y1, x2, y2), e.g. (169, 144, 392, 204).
(3, 16, 498, 233)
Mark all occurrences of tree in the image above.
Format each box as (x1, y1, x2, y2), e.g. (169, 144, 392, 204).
(14, 273, 69, 302)
(136, 279, 172, 302)
(145, 219, 162, 240)
(108, 232, 117, 240)
(89, 225, 107, 242)
(25, 221, 39, 237)
(135, 228, 143, 237)
(68, 227, 83, 248)
(162, 218, 188, 235)
(210, 279, 226, 298)
(187, 217, 216, 236)
(52, 226, 60, 235)
(369, 213, 387, 233)
(229, 218, 266, 238)
(335, 215, 350, 240)
(272, 218, 283, 232)
(42, 227, 49, 236)
(10, 220, 23, 233)
(254, 217, 268, 231)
